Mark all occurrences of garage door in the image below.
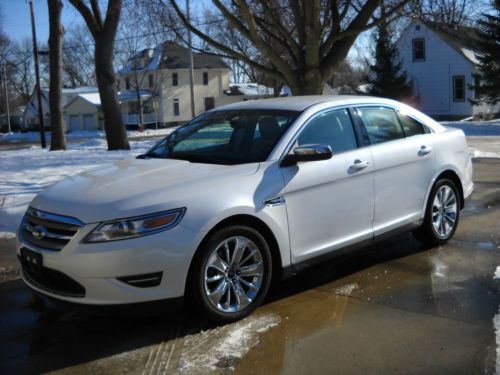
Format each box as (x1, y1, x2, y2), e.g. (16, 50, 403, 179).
(68, 115, 80, 132)
(83, 114, 95, 131)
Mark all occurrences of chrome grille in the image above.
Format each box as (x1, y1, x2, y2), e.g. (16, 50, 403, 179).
(21, 208, 83, 251)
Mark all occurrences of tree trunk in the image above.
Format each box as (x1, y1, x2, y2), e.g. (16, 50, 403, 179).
(95, 37, 130, 150)
(47, 0, 66, 151)
(288, 70, 326, 95)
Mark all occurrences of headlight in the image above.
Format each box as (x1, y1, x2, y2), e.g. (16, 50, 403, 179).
(83, 208, 186, 243)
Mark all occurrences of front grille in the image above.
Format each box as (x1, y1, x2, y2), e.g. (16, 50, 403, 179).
(21, 208, 83, 251)
(21, 261, 86, 298)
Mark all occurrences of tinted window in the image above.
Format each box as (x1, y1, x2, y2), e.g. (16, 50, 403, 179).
(358, 107, 404, 145)
(397, 112, 425, 137)
(145, 109, 299, 165)
(298, 109, 357, 153)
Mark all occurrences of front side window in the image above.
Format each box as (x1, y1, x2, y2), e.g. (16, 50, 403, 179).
(358, 107, 404, 145)
(453, 75, 465, 101)
(413, 38, 425, 62)
(145, 109, 299, 165)
(297, 108, 357, 154)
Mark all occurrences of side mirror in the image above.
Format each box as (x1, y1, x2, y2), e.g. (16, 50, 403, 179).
(281, 144, 332, 167)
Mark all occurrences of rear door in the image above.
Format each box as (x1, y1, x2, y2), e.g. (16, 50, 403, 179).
(354, 106, 435, 235)
(280, 107, 375, 263)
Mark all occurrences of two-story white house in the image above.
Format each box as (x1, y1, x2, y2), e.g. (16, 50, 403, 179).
(397, 19, 498, 120)
(118, 42, 231, 127)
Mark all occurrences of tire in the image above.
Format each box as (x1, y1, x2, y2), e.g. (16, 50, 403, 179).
(190, 225, 272, 323)
(413, 178, 461, 246)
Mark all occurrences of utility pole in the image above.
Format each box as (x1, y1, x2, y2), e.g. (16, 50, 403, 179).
(186, 0, 195, 118)
(28, 0, 46, 148)
(2, 64, 11, 133)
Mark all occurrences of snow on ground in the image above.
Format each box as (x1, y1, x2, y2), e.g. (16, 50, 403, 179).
(177, 313, 280, 374)
(0, 128, 175, 144)
(0, 138, 159, 237)
(442, 120, 500, 136)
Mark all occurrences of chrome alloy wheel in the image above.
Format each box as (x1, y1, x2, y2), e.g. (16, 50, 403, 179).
(204, 236, 264, 313)
(432, 185, 458, 238)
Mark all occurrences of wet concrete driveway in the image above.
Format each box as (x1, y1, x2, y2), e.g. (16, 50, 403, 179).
(1, 159, 499, 375)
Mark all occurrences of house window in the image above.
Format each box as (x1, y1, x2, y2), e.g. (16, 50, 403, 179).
(148, 74, 154, 88)
(453, 75, 465, 102)
(116, 79, 120, 90)
(412, 38, 425, 62)
(415, 25, 420, 31)
(204, 97, 215, 111)
(125, 77, 130, 90)
(173, 98, 180, 116)
(172, 73, 178, 86)
(203, 72, 208, 85)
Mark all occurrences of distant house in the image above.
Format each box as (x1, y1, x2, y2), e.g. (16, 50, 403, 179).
(64, 91, 159, 131)
(397, 19, 499, 120)
(118, 41, 231, 127)
(23, 86, 98, 130)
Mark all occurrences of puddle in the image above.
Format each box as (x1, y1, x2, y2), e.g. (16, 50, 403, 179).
(478, 241, 498, 250)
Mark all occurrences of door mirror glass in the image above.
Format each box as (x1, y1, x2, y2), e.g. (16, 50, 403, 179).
(281, 144, 332, 167)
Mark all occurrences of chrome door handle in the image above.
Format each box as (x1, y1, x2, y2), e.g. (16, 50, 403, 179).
(418, 145, 432, 156)
(350, 160, 370, 171)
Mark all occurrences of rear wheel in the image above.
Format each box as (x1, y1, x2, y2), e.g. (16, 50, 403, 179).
(190, 225, 272, 323)
(414, 178, 460, 246)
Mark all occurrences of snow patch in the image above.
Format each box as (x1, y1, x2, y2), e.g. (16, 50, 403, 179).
(495, 266, 500, 280)
(0, 139, 158, 234)
(333, 283, 359, 296)
(0, 231, 15, 240)
(178, 313, 280, 374)
(470, 148, 500, 159)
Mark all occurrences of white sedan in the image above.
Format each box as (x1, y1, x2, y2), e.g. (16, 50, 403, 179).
(17, 96, 473, 322)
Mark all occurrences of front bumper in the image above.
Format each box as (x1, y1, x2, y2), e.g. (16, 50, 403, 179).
(17, 222, 205, 306)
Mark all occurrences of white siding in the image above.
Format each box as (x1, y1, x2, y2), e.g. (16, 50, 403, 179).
(397, 21, 475, 118)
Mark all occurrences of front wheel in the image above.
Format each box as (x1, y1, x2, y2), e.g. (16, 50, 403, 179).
(414, 178, 461, 246)
(190, 225, 272, 323)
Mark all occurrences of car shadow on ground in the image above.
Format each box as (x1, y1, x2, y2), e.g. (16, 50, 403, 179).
(0, 233, 431, 374)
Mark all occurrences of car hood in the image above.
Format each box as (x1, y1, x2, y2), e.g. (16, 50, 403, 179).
(30, 157, 260, 223)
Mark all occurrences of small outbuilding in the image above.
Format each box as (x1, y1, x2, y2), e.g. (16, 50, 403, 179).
(64, 93, 103, 131)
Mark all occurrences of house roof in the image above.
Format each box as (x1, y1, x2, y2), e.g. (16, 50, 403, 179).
(159, 42, 229, 70)
(119, 42, 229, 74)
(41, 86, 99, 95)
(64, 90, 153, 108)
(420, 20, 482, 64)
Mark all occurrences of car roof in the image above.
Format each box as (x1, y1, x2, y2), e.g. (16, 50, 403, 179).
(216, 95, 402, 112)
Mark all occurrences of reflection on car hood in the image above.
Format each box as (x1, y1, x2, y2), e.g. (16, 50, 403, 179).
(30, 157, 259, 223)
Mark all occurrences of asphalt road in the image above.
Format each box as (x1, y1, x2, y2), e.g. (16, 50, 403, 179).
(0, 159, 499, 375)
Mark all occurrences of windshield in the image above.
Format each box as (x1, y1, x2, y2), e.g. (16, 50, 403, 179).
(143, 109, 300, 165)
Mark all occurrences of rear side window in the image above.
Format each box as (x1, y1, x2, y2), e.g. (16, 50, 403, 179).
(357, 107, 404, 145)
(397, 112, 425, 137)
(298, 108, 357, 153)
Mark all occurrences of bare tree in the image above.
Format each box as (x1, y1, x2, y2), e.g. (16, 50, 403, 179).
(8, 39, 36, 102)
(63, 24, 96, 87)
(47, 0, 66, 150)
(166, 0, 409, 95)
(408, 0, 488, 26)
(69, 0, 129, 150)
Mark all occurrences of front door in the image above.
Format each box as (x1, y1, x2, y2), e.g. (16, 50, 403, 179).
(280, 108, 375, 263)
